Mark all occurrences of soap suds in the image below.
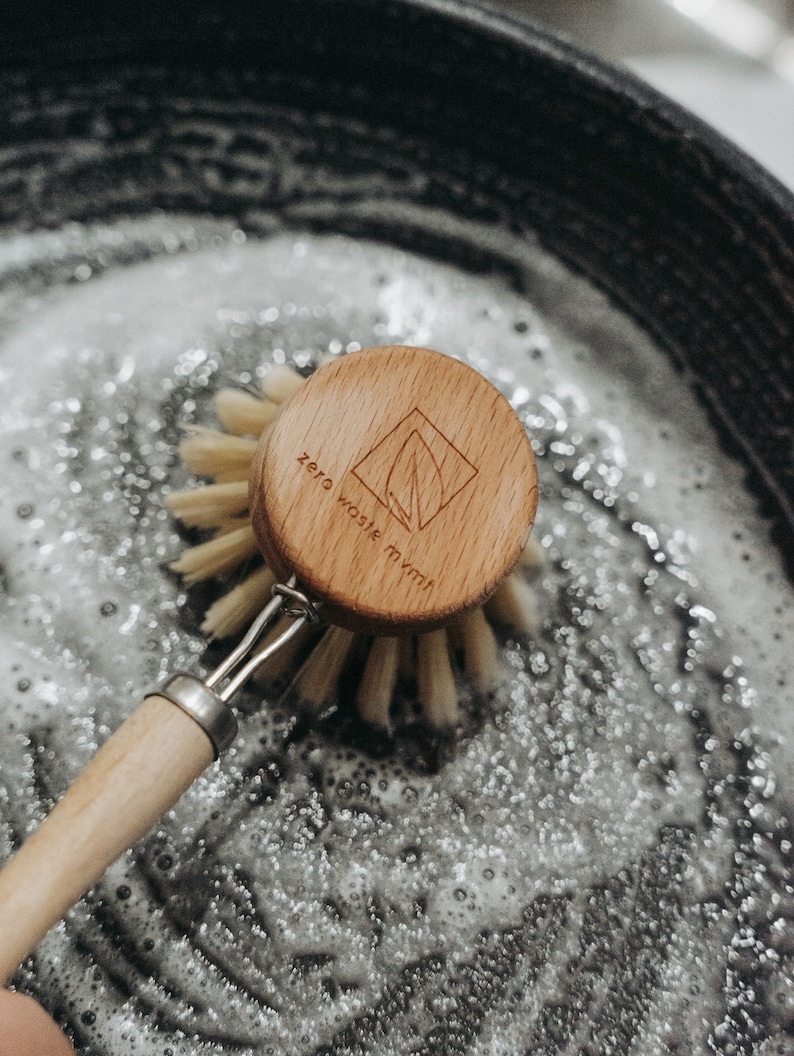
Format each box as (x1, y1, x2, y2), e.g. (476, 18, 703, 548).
(0, 224, 792, 1055)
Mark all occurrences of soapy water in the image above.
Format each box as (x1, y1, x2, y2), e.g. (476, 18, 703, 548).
(0, 222, 792, 1056)
(0, 71, 792, 1055)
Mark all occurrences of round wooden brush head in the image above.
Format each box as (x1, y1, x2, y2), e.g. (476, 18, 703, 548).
(249, 345, 538, 634)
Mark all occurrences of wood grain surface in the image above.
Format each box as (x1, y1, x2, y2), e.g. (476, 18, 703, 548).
(0, 696, 215, 984)
(250, 346, 538, 633)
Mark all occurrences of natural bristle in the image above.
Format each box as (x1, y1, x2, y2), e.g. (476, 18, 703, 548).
(292, 626, 356, 714)
(417, 629, 459, 729)
(166, 480, 249, 529)
(520, 535, 547, 573)
(356, 637, 400, 731)
(485, 573, 540, 636)
(260, 364, 306, 404)
(178, 428, 258, 481)
(251, 614, 315, 681)
(169, 524, 258, 584)
(201, 565, 276, 640)
(455, 606, 499, 694)
(214, 388, 279, 437)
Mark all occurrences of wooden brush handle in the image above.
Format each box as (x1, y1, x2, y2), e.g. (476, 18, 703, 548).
(0, 695, 214, 984)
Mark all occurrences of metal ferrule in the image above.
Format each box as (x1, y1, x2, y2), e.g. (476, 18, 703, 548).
(152, 674, 238, 759)
(149, 578, 321, 759)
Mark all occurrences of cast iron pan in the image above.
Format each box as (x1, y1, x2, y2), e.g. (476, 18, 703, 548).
(1, 0, 793, 1052)
(2, 0, 791, 551)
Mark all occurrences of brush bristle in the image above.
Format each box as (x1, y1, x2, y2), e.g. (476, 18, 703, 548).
(356, 636, 401, 731)
(292, 625, 357, 714)
(178, 428, 259, 481)
(169, 524, 258, 584)
(260, 364, 307, 404)
(485, 571, 540, 635)
(252, 615, 315, 681)
(214, 389, 279, 437)
(200, 565, 276, 639)
(454, 606, 499, 694)
(417, 629, 459, 729)
(166, 480, 250, 529)
(519, 534, 547, 574)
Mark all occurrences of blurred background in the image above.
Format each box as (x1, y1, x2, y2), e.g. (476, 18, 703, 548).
(488, 0, 794, 191)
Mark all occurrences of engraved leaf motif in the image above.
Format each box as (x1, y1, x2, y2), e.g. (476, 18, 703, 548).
(386, 430, 444, 531)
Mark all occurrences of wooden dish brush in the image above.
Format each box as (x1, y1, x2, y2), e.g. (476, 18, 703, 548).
(0, 344, 538, 983)
(167, 350, 545, 734)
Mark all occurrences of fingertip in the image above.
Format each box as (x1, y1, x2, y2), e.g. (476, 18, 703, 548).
(0, 989, 75, 1056)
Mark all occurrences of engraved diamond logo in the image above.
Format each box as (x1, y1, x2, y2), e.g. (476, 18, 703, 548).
(352, 408, 478, 531)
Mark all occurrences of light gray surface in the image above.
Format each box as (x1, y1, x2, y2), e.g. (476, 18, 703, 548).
(629, 53, 794, 189)
(491, 0, 794, 190)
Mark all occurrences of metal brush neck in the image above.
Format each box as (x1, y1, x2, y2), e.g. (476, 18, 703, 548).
(149, 578, 321, 757)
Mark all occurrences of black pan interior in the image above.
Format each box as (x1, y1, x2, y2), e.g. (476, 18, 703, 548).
(1, 0, 793, 570)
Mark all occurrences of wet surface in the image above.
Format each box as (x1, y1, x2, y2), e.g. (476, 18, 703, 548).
(0, 63, 792, 1056)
